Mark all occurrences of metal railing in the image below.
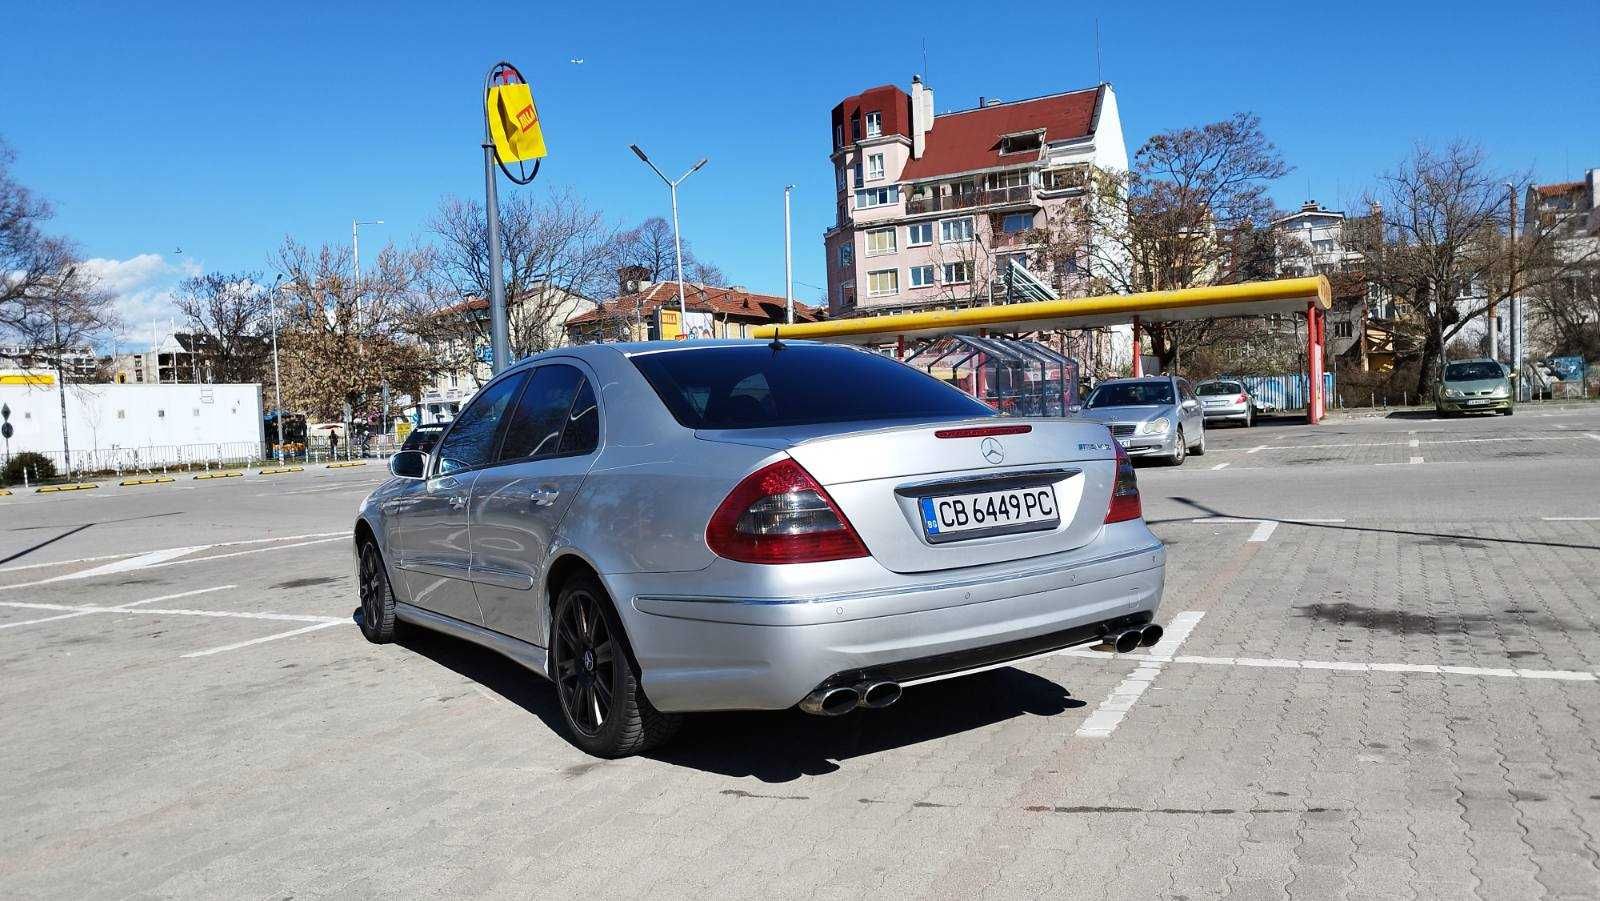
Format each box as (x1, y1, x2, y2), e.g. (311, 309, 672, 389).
(905, 186, 1034, 215)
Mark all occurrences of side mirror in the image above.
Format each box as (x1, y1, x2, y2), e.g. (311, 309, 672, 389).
(1068, 404, 1083, 414)
(389, 449, 427, 480)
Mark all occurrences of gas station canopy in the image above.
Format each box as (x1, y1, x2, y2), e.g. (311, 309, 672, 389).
(750, 276, 1331, 345)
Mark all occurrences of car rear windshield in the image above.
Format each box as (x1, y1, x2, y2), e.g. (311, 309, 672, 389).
(1197, 382, 1242, 396)
(1444, 362, 1503, 381)
(1086, 382, 1174, 408)
(629, 345, 994, 430)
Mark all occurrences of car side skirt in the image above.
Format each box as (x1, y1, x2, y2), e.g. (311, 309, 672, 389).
(394, 602, 550, 679)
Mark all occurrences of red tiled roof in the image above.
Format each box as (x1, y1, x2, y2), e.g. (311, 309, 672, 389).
(565, 282, 820, 328)
(899, 86, 1102, 181)
(831, 85, 912, 149)
(1534, 181, 1585, 198)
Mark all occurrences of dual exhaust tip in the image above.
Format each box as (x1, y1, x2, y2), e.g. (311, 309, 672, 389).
(1098, 622, 1164, 654)
(800, 680, 901, 716)
(800, 621, 1166, 715)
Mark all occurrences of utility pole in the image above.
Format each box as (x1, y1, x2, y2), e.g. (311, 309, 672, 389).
(1505, 183, 1518, 385)
(53, 267, 76, 479)
(784, 185, 795, 324)
(270, 277, 286, 462)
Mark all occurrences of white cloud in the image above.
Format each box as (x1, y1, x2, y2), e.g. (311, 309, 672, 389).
(79, 253, 204, 351)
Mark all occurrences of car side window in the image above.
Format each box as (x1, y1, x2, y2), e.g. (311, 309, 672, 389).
(557, 379, 600, 456)
(498, 364, 593, 462)
(435, 373, 527, 476)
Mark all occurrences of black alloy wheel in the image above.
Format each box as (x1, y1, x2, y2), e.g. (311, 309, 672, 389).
(553, 586, 617, 738)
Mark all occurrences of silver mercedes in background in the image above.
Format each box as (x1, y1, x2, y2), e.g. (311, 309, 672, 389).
(354, 341, 1166, 757)
(1074, 375, 1207, 465)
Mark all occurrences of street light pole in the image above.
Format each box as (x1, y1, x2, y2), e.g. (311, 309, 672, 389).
(270, 276, 286, 463)
(784, 185, 795, 324)
(630, 145, 708, 317)
(52, 266, 76, 479)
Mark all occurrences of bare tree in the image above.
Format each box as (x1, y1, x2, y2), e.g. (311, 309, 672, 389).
(172, 272, 272, 383)
(1072, 113, 1293, 370)
(417, 189, 617, 382)
(611, 215, 723, 286)
(1525, 259, 1600, 360)
(1345, 142, 1591, 396)
(273, 238, 430, 422)
(0, 138, 77, 338)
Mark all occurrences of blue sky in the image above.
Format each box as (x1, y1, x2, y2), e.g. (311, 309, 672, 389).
(3, 1, 1596, 345)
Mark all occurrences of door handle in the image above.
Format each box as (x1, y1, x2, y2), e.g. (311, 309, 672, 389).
(531, 485, 561, 507)
(448, 494, 469, 510)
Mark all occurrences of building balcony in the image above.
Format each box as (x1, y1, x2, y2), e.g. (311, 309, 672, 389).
(906, 186, 1036, 215)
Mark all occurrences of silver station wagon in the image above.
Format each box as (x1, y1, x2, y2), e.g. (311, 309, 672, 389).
(355, 341, 1167, 757)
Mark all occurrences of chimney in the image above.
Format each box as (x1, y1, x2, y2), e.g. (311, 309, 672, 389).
(910, 75, 934, 159)
(616, 265, 651, 296)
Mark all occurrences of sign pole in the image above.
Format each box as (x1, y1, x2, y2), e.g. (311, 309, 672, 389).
(480, 61, 547, 375)
(482, 140, 512, 374)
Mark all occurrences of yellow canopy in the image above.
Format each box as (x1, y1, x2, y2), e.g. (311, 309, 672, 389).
(752, 276, 1332, 345)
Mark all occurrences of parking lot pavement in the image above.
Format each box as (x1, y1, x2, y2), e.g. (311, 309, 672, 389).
(3, 412, 1600, 899)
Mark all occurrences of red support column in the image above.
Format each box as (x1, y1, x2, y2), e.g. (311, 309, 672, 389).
(1131, 316, 1143, 377)
(1307, 302, 1324, 424)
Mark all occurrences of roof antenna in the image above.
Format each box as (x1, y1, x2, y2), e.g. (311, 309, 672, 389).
(1094, 18, 1102, 84)
(768, 326, 785, 352)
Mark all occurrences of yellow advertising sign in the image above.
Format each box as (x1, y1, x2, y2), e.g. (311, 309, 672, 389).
(657, 308, 682, 341)
(486, 82, 548, 163)
(395, 420, 413, 443)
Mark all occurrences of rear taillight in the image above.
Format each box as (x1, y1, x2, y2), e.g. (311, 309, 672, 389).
(1236, 394, 1249, 404)
(706, 458, 869, 564)
(1105, 442, 1142, 523)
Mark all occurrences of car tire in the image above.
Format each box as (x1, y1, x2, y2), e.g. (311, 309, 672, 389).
(551, 574, 681, 758)
(1190, 430, 1206, 456)
(1500, 407, 1514, 416)
(1244, 408, 1254, 428)
(357, 540, 398, 644)
(1169, 429, 1187, 466)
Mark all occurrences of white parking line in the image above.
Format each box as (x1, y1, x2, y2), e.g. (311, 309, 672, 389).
(1075, 611, 1204, 738)
(1210, 463, 1230, 471)
(0, 535, 346, 592)
(1248, 521, 1278, 542)
(0, 585, 235, 631)
(1543, 516, 1600, 522)
(1189, 517, 1346, 524)
(1064, 648, 1597, 682)
(1408, 439, 1420, 448)
(1587, 433, 1600, 443)
(1410, 456, 1425, 464)
(180, 621, 345, 658)
(0, 533, 343, 577)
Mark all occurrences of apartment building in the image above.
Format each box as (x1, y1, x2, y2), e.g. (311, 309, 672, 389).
(823, 78, 1129, 317)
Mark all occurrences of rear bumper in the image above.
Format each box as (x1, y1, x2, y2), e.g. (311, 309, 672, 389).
(609, 523, 1166, 712)
(1202, 405, 1250, 420)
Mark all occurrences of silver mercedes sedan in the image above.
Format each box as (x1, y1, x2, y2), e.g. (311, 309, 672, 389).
(354, 341, 1166, 757)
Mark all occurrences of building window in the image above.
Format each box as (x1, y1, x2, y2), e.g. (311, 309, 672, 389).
(1332, 320, 1354, 339)
(943, 262, 973, 284)
(865, 228, 896, 256)
(836, 166, 845, 191)
(1001, 212, 1034, 234)
(839, 243, 853, 267)
(852, 163, 863, 188)
(1043, 165, 1088, 191)
(865, 111, 882, 137)
(841, 282, 855, 308)
(116, 410, 126, 419)
(855, 186, 899, 209)
(157, 409, 165, 418)
(907, 222, 933, 246)
(985, 170, 1031, 190)
(910, 265, 936, 288)
(999, 132, 1042, 154)
(940, 217, 974, 242)
(850, 115, 860, 141)
(866, 153, 884, 181)
(835, 125, 843, 147)
(867, 269, 899, 297)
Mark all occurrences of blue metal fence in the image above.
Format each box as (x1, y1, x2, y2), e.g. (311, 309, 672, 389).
(1223, 373, 1338, 411)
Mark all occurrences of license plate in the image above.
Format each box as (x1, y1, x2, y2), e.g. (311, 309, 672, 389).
(919, 486, 1060, 543)
(1466, 399, 1490, 406)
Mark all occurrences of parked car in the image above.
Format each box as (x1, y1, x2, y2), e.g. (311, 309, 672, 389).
(1194, 379, 1257, 427)
(1436, 359, 1513, 416)
(1073, 375, 1206, 465)
(355, 341, 1166, 757)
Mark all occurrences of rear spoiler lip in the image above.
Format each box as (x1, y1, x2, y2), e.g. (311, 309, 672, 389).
(692, 415, 1066, 450)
